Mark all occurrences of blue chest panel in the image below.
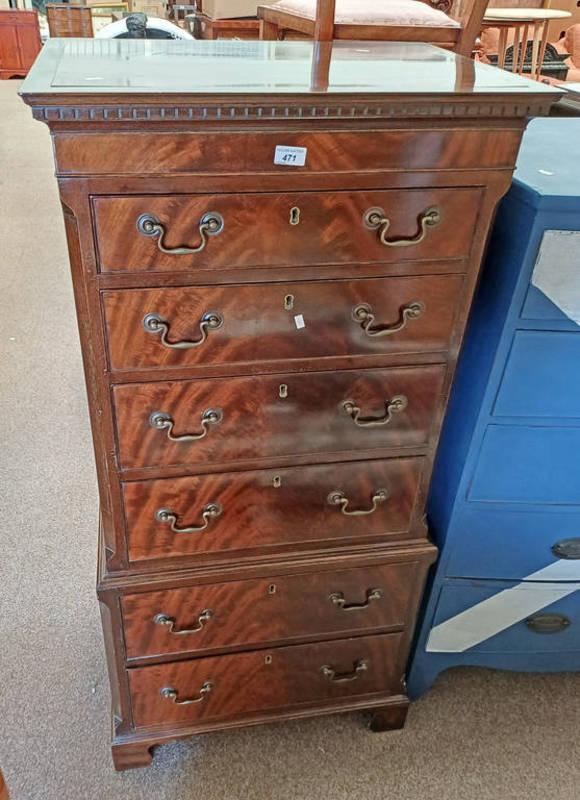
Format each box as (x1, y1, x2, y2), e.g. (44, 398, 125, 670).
(407, 119, 580, 698)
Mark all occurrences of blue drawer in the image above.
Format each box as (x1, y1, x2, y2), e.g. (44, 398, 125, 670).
(520, 229, 580, 327)
(494, 331, 580, 419)
(521, 283, 577, 324)
(442, 507, 580, 581)
(468, 425, 580, 505)
(426, 579, 580, 654)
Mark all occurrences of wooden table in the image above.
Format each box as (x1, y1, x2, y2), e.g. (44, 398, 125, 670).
(483, 7, 571, 79)
(190, 10, 260, 38)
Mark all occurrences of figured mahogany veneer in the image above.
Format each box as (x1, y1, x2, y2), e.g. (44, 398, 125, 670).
(128, 633, 405, 728)
(93, 188, 480, 273)
(122, 561, 425, 661)
(21, 37, 558, 771)
(113, 365, 446, 472)
(103, 275, 464, 373)
(55, 129, 523, 177)
(122, 457, 424, 564)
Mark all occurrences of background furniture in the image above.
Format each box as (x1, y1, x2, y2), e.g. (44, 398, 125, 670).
(46, 3, 93, 36)
(0, 9, 40, 79)
(554, 23, 580, 81)
(482, 7, 571, 79)
(191, 9, 260, 36)
(408, 118, 580, 700)
(258, 0, 489, 57)
(21, 37, 557, 771)
(89, 1, 128, 33)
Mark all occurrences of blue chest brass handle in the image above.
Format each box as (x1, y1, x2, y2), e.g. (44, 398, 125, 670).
(363, 205, 441, 247)
(352, 301, 425, 338)
(137, 211, 224, 255)
(320, 659, 369, 683)
(149, 409, 223, 442)
(342, 395, 407, 427)
(525, 614, 571, 634)
(143, 311, 223, 350)
(327, 488, 389, 516)
(160, 681, 214, 705)
(329, 588, 383, 611)
(154, 610, 214, 635)
(552, 538, 580, 559)
(155, 503, 222, 534)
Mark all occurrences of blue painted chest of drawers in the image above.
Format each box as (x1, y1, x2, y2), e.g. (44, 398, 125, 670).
(408, 118, 580, 698)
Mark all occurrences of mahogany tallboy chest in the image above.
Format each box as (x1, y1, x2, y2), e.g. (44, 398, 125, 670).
(20, 39, 558, 770)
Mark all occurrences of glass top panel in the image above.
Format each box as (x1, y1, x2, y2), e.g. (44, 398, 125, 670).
(21, 38, 558, 96)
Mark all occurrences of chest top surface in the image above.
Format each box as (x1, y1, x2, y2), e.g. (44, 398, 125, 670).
(20, 38, 559, 124)
(513, 118, 580, 200)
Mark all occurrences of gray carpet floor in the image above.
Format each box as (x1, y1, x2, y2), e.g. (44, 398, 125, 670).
(1, 78, 579, 800)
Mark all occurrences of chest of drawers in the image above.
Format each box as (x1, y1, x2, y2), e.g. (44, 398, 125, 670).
(20, 39, 558, 770)
(408, 118, 580, 699)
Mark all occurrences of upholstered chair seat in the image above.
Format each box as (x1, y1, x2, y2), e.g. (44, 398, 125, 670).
(270, 0, 460, 28)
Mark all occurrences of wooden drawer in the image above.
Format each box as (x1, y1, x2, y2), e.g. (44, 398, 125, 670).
(128, 633, 404, 727)
(123, 457, 424, 564)
(56, 129, 522, 175)
(103, 274, 464, 373)
(93, 188, 480, 273)
(113, 364, 446, 471)
(122, 560, 428, 661)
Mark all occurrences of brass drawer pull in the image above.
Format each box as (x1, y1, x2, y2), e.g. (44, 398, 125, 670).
(320, 658, 369, 683)
(327, 488, 389, 516)
(352, 301, 425, 338)
(155, 503, 222, 533)
(329, 588, 383, 611)
(342, 395, 407, 427)
(552, 538, 580, 559)
(154, 610, 214, 635)
(143, 311, 223, 349)
(149, 408, 223, 442)
(525, 613, 571, 634)
(160, 681, 214, 705)
(137, 211, 224, 255)
(363, 205, 441, 247)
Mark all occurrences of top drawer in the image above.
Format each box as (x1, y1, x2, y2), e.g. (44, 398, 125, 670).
(55, 129, 521, 175)
(92, 187, 481, 273)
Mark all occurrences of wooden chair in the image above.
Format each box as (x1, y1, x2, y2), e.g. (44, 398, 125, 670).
(258, 0, 490, 57)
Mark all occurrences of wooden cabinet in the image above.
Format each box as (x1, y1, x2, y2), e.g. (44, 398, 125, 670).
(20, 38, 558, 771)
(0, 10, 40, 79)
(46, 4, 93, 38)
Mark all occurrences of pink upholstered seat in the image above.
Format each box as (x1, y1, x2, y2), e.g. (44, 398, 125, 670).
(270, 0, 460, 28)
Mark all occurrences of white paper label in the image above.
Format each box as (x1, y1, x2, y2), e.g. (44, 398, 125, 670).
(294, 314, 305, 329)
(274, 146, 307, 167)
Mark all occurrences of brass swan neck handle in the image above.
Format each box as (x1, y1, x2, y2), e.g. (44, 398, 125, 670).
(137, 211, 224, 255)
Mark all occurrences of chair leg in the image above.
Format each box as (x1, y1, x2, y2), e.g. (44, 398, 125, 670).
(260, 19, 279, 39)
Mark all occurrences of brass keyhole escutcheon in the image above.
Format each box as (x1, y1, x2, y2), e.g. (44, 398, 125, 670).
(279, 384, 288, 399)
(268, 584, 277, 594)
(289, 206, 301, 226)
(265, 654, 273, 665)
(272, 475, 282, 488)
(284, 294, 295, 311)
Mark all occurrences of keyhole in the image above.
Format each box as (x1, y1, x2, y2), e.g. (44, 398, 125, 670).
(268, 584, 277, 594)
(289, 206, 301, 226)
(272, 475, 282, 488)
(284, 294, 294, 311)
(279, 384, 288, 399)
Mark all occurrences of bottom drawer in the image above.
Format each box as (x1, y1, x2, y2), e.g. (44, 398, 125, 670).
(128, 633, 404, 728)
(426, 579, 580, 654)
